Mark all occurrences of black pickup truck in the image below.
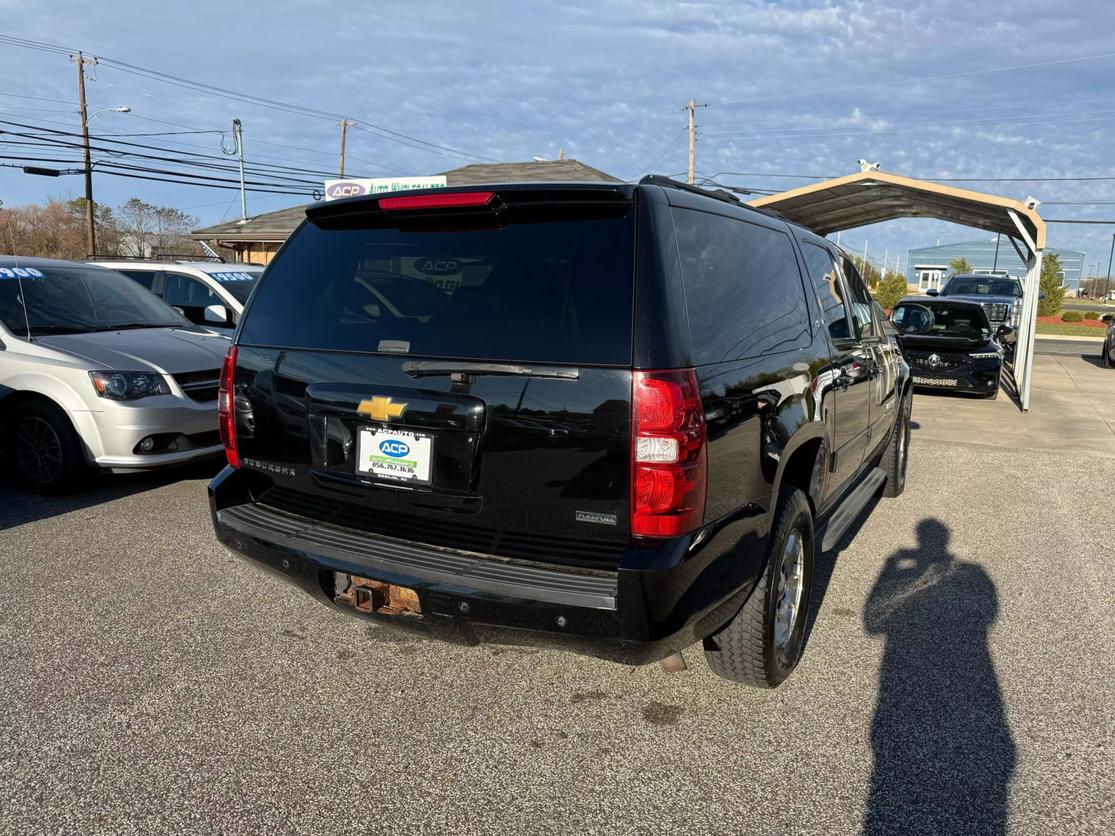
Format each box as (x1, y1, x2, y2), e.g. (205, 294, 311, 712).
(208, 178, 912, 688)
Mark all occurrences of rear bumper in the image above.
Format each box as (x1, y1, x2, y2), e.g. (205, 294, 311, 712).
(208, 467, 764, 665)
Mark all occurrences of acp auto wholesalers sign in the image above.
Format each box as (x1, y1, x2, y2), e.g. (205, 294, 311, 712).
(323, 176, 447, 201)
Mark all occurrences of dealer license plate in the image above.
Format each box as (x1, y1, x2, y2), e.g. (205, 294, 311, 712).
(912, 375, 958, 387)
(357, 428, 433, 484)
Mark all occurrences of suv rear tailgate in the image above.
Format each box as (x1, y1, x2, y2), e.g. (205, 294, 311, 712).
(231, 186, 637, 570)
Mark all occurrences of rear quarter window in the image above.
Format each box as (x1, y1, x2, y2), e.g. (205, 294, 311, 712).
(672, 209, 812, 364)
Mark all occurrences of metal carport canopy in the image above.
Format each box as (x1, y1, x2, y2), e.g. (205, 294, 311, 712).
(748, 169, 1048, 411)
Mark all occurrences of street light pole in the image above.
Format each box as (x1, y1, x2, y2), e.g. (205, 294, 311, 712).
(232, 119, 247, 221)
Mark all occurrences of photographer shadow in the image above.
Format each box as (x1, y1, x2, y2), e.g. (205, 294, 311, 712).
(863, 519, 1015, 835)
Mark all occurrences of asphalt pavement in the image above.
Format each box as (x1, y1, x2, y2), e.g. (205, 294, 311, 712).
(1060, 300, 1114, 312)
(1035, 336, 1105, 357)
(1, 357, 1113, 835)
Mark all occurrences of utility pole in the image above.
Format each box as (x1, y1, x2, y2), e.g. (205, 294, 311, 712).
(882, 249, 888, 277)
(862, 241, 869, 276)
(338, 119, 356, 177)
(992, 233, 1001, 272)
(685, 99, 707, 185)
(687, 99, 696, 184)
(232, 119, 247, 221)
(71, 52, 97, 256)
(1105, 233, 1114, 300)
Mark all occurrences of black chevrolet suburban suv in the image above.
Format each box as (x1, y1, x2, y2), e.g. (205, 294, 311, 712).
(209, 178, 912, 688)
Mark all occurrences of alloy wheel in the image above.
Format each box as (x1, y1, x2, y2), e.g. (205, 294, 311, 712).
(773, 528, 806, 654)
(14, 416, 63, 485)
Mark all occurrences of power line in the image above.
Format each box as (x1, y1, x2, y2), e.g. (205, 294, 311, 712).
(702, 169, 1115, 185)
(17, 108, 401, 177)
(0, 89, 76, 105)
(0, 134, 325, 188)
(0, 33, 497, 163)
(0, 160, 312, 197)
(1045, 219, 1115, 224)
(0, 118, 349, 183)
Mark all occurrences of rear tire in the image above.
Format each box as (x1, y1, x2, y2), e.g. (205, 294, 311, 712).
(881, 389, 911, 498)
(703, 487, 814, 688)
(6, 401, 88, 494)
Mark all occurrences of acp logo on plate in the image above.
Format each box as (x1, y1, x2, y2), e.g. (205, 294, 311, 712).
(325, 180, 369, 200)
(379, 439, 411, 458)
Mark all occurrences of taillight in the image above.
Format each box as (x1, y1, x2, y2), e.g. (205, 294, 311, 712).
(218, 345, 239, 468)
(378, 191, 495, 211)
(631, 369, 707, 537)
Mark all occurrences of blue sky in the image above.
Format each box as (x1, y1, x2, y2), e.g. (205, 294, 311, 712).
(2, 0, 1115, 275)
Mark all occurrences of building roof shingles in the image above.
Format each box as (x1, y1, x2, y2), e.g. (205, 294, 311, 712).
(191, 159, 621, 240)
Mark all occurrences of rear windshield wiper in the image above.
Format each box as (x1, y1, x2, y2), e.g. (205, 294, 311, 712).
(402, 360, 579, 380)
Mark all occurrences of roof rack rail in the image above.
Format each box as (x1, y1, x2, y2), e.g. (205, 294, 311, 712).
(85, 253, 225, 263)
(638, 174, 795, 223)
(638, 174, 742, 206)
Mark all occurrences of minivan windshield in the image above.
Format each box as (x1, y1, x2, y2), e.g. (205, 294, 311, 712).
(238, 207, 635, 364)
(944, 276, 1023, 297)
(0, 264, 188, 337)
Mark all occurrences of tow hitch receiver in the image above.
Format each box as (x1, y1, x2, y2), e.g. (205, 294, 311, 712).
(334, 573, 422, 616)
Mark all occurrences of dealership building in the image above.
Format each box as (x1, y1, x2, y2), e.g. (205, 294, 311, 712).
(906, 238, 1084, 292)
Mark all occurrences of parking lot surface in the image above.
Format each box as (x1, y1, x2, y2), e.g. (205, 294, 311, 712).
(1, 355, 1112, 835)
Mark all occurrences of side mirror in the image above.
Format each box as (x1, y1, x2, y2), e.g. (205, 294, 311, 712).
(1038, 291, 1046, 300)
(996, 325, 1015, 340)
(204, 303, 229, 324)
(925, 288, 939, 297)
(1101, 314, 1115, 324)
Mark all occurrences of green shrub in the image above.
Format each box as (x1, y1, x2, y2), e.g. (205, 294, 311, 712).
(1084, 311, 1099, 320)
(873, 273, 910, 311)
(1062, 311, 1083, 322)
(1037, 253, 1067, 316)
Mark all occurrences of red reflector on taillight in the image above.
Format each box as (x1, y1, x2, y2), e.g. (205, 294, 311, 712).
(218, 344, 239, 468)
(378, 191, 495, 211)
(631, 369, 707, 537)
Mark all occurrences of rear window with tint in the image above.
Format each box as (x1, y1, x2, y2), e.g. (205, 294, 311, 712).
(673, 209, 812, 364)
(239, 209, 635, 364)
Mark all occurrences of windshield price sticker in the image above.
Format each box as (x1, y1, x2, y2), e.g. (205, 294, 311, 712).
(0, 267, 45, 280)
(357, 428, 432, 484)
(209, 272, 256, 283)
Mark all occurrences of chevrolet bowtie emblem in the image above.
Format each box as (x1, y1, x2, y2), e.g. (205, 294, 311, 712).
(357, 396, 407, 422)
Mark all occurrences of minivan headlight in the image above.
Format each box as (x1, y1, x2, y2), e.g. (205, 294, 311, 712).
(89, 370, 170, 401)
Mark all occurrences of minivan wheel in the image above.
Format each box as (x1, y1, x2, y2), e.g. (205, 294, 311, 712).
(703, 487, 814, 688)
(881, 390, 912, 497)
(8, 402, 87, 494)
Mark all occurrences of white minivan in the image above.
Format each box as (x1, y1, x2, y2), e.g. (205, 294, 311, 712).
(92, 260, 264, 334)
(0, 257, 231, 492)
